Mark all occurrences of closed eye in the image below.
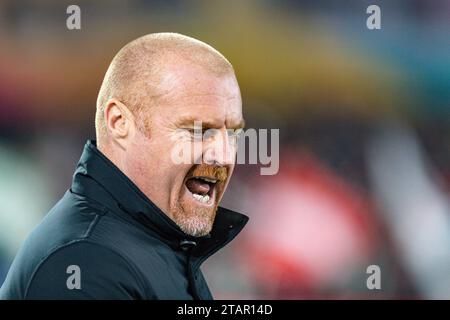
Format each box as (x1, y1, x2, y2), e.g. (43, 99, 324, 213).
(228, 128, 243, 138)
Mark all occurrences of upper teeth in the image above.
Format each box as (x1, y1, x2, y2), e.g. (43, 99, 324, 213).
(192, 193, 210, 203)
(197, 177, 217, 183)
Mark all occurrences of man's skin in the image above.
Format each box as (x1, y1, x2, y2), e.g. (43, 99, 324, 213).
(97, 33, 245, 237)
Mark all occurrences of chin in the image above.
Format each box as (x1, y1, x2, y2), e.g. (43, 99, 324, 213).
(177, 216, 214, 238)
(171, 196, 219, 237)
(169, 163, 230, 237)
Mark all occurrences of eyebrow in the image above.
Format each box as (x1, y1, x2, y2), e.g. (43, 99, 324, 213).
(178, 117, 246, 130)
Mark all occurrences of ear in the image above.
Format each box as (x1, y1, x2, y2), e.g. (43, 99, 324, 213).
(103, 98, 134, 149)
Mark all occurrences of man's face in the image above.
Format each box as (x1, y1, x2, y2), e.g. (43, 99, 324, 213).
(124, 63, 243, 237)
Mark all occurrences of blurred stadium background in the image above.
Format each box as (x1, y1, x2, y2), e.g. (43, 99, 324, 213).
(0, 0, 449, 299)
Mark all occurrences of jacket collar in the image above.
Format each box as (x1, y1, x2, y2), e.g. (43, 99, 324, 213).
(70, 140, 248, 264)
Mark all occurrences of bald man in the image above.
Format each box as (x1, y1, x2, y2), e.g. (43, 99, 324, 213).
(0, 33, 248, 300)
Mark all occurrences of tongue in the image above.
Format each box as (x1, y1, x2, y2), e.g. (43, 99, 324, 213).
(186, 178, 210, 196)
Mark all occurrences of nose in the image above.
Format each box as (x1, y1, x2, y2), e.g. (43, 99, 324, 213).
(203, 128, 235, 166)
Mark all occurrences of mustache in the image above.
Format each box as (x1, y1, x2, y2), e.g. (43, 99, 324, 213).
(189, 164, 228, 182)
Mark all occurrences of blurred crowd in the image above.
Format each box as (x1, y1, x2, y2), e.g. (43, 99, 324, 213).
(0, 0, 449, 299)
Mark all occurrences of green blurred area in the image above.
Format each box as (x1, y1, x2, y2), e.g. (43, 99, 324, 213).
(0, 0, 450, 299)
(0, 0, 448, 129)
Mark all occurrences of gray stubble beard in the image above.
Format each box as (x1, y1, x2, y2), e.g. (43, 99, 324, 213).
(171, 197, 218, 237)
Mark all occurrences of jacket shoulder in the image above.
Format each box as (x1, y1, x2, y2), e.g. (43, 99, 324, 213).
(1, 191, 113, 299)
(24, 240, 151, 299)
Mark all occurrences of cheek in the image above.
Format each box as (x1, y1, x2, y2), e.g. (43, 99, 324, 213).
(143, 140, 189, 184)
(126, 135, 161, 179)
(131, 130, 194, 191)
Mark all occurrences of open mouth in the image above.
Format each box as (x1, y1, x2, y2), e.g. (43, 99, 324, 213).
(185, 176, 219, 204)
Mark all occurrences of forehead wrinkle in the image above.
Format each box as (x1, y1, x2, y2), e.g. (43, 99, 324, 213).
(152, 55, 238, 100)
(154, 81, 240, 108)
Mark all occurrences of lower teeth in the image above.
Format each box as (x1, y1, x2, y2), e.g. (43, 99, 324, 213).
(192, 193, 210, 203)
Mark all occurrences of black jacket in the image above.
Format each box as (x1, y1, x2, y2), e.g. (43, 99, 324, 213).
(0, 140, 248, 300)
